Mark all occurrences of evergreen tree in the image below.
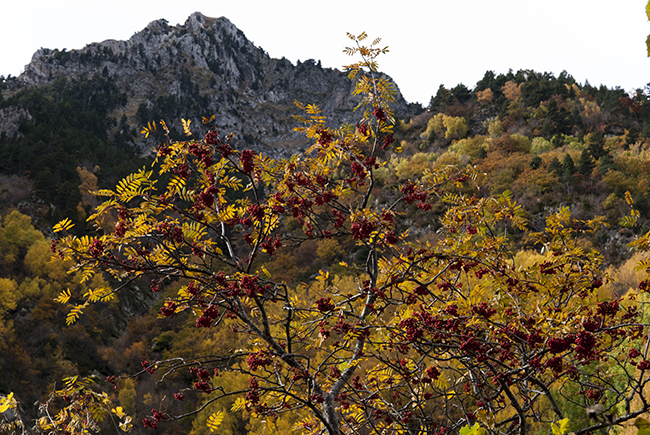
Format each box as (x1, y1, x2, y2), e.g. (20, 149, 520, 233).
(548, 156, 562, 176)
(587, 132, 606, 158)
(577, 150, 595, 176)
(561, 153, 576, 183)
(642, 122, 650, 138)
(428, 85, 453, 112)
(474, 70, 496, 93)
(598, 154, 616, 174)
(529, 155, 543, 170)
(450, 83, 471, 104)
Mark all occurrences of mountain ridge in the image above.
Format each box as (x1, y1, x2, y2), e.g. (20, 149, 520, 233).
(5, 12, 416, 158)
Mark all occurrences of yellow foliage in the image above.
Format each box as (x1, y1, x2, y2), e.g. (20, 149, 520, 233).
(316, 238, 342, 263)
(486, 118, 504, 137)
(531, 137, 553, 154)
(391, 152, 437, 180)
(502, 80, 522, 102)
(422, 113, 467, 141)
(449, 136, 488, 160)
(24, 240, 69, 287)
(476, 88, 493, 103)
(0, 278, 18, 312)
(443, 114, 468, 140)
(118, 378, 137, 414)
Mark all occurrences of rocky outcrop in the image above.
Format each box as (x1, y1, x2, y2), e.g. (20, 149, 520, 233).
(10, 12, 416, 158)
(0, 106, 31, 140)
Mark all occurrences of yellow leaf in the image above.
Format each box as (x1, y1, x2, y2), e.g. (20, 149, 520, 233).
(66, 302, 89, 325)
(54, 289, 71, 304)
(141, 121, 157, 138)
(0, 393, 14, 413)
(206, 411, 224, 431)
(260, 265, 271, 278)
(551, 418, 570, 435)
(231, 397, 246, 412)
(119, 416, 133, 432)
(63, 375, 78, 388)
(38, 417, 53, 430)
(112, 406, 126, 419)
(182, 118, 192, 136)
(459, 423, 487, 435)
(338, 360, 359, 372)
(53, 218, 75, 233)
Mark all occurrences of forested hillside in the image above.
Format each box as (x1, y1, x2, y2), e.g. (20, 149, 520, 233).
(1, 15, 650, 435)
(395, 70, 650, 262)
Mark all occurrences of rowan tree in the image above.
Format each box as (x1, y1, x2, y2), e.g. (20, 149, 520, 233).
(51, 34, 650, 435)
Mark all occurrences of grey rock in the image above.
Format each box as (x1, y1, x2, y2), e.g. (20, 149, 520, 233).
(0, 106, 32, 139)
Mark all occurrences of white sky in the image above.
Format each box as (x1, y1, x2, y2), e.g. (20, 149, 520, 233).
(1, 1, 649, 105)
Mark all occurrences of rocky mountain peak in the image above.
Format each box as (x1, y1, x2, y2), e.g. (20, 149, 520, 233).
(5, 13, 417, 158)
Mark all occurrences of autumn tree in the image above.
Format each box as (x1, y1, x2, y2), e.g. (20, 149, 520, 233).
(51, 34, 650, 435)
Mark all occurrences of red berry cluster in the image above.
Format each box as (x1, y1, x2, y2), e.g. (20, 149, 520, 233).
(547, 336, 574, 354)
(190, 366, 213, 393)
(106, 375, 118, 390)
(114, 221, 127, 237)
(188, 142, 214, 168)
(151, 409, 167, 422)
(160, 301, 176, 317)
(196, 304, 220, 328)
(142, 418, 157, 429)
(141, 359, 155, 374)
(471, 302, 496, 319)
(173, 163, 190, 180)
(400, 181, 429, 210)
(194, 185, 218, 209)
(89, 238, 104, 258)
(157, 144, 172, 157)
(246, 377, 260, 404)
(351, 218, 377, 240)
(205, 128, 219, 145)
(639, 279, 650, 292)
(637, 360, 650, 370)
(399, 317, 423, 341)
(260, 236, 282, 256)
(574, 330, 597, 360)
(156, 222, 183, 243)
(317, 129, 332, 147)
(315, 297, 335, 312)
(373, 106, 387, 122)
(596, 299, 619, 317)
(329, 366, 341, 379)
(240, 150, 255, 174)
(246, 349, 273, 371)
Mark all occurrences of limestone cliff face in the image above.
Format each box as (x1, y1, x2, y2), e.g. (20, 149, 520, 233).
(11, 12, 415, 157)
